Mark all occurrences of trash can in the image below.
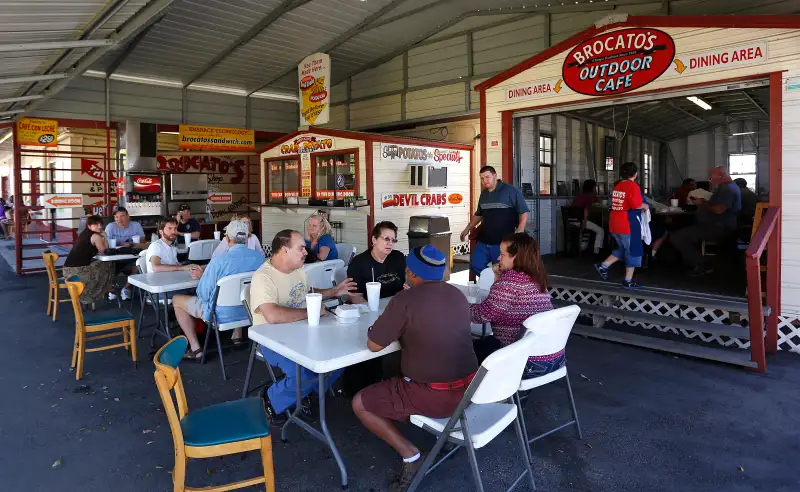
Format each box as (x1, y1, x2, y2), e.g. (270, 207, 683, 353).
(407, 215, 452, 281)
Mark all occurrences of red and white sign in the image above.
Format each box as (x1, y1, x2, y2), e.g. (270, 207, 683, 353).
(379, 143, 467, 165)
(132, 176, 162, 194)
(43, 194, 83, 208)
(505, 78, 564, 101)
(280, 136, 335, 155)
(667, 41, 767, 77)
(206, 192, 233, 205)
(116, 177, 125, 197)
(381, 192, 464, 209)
(562, 28, 675, 96)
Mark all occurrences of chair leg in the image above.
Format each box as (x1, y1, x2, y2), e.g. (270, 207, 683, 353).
(75, 329, 86, 380)
(52, 288, 59, 322)
(260, 435, 276, 492)
(565, 372, 583, 439)
(172, 454, 187, 492)
(46, 285, 53, 316)
(129, 321, 138, 369)
(460, 416, 485, 492)
(515, 392, 533, 463)
(215, 327, 227, 380)
(200, 322, 213, 364)
(242, 342, 257, 399)
(71, 327, 79, 369)
(513, 401, 537, 490)
(122, 323, 130, 352)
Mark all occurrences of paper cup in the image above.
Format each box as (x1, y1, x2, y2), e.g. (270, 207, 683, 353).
(214, 231, 221, 241)
(108, 238, 117, 248)
(366, 282, 381, 312)
(306, 293, 323, 326)
(184, 233, 192, 245)
(467, 281, 478, 297)
(131, 235, 141, 244)
(670, 198, 679, 207)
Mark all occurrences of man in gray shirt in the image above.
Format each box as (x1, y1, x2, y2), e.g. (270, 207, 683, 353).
(670, 167, 741, 276)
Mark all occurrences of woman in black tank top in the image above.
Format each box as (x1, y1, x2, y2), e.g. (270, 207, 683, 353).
(63, 215, 115, 305)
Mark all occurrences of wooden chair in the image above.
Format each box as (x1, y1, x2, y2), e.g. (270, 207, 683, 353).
(43, 252, 70, 322)
(154, 336, 276, 492)
(65, 279, 137, 380)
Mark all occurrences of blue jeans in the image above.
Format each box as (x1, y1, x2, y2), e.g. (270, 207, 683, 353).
(610, 233, 642, 268)
(522, 352, 566, 379)
(470, 242, 501, 276)
(260, 346, 343, 414)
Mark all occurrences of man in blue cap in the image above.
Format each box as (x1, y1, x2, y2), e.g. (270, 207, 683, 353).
(352, 245, 479, 492)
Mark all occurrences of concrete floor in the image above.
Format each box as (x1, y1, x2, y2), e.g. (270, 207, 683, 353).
(1, 263, 799, 492)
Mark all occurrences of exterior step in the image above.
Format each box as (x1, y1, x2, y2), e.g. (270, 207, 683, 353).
(553, 299, 752, 339)
(572, 323, 758, 369)
(549, 275, 771, 316)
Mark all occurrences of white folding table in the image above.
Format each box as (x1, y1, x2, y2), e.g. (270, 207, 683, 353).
(248, 298, 398, 489)
(128, 271, 199, 345)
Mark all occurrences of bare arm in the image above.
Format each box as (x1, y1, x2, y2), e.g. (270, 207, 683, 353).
(517, 212, 529, 233)
(367, 339, 385, 352)
(347, 294, 368, 304)
(191, 230, 201, 239)
(316, 278, 358, 300)
(150, 256, 196, 273)
(256, 302, 308, 324)
(91, 233, 107, 254)
(460, 214, 483, 242)
(317, 246, 330, 261)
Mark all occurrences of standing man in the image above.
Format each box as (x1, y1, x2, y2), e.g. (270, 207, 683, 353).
(105, 206, 148, 301)
(249, 229, 356, 425)
(176, 204, 201, 240)
(460, 166, 529, 276)
(352, 245, 479, 492)
(172, 221, 264, 359)
(670, 167, 741, 276)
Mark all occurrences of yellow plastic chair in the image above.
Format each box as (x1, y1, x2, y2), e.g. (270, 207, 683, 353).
(43, 252, 70, 321)
(153, 336, 276, 492)
(65, 279, 137, 380)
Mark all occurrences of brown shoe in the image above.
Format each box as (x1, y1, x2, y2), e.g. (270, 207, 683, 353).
(389, 454, 424, 492)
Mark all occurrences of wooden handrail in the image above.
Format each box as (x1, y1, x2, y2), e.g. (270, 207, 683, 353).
(744, 206, 780, 374)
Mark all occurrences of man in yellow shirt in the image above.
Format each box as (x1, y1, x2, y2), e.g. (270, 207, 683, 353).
(249, 229, 356, 425)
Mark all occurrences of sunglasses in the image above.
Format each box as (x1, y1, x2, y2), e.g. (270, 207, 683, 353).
(378, 235, 398, 244)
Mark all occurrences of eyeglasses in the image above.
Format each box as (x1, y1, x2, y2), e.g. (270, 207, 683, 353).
(379, 236, 398, 244)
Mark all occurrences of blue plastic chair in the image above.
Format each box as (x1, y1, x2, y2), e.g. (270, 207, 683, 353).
(153, 336, 276, 492)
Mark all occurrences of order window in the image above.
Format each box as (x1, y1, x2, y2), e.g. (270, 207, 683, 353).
(266, 159, 300, 204)
(729, 153, 757, 191)
(314, 153, 356, 199)
(539, 134, 553, 196)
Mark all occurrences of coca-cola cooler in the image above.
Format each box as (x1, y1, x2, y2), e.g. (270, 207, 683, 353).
(125, 172, 167, 217)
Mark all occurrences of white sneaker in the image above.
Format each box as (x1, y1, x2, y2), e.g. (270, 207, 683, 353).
(108, 292, 118, 301)
(121, 288, 131, 301)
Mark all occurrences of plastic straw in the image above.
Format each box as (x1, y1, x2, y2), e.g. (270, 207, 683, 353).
(372, 268, 375, 283)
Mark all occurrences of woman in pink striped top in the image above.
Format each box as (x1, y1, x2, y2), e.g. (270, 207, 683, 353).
(470, 233, 565, 379)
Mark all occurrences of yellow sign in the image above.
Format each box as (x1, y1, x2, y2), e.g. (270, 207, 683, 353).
(178, 124, 255, 152)
(16, 118, 58, 147)
(298, 53, 331, 126)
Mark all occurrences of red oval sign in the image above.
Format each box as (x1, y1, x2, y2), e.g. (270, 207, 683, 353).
(309, 90, 327, 103)
(562, 28, 675, 97)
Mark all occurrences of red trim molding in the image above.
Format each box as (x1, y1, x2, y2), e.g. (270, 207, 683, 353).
(479, 88, 487, 170)
(501, 111, 513, 181)
(260, 127, 474, 154)
(767, 72, 783, 340)
(476, 15, 800, 92)
(365, 139, 375, 247)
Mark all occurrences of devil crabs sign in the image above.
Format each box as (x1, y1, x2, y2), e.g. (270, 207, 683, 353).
(562, 28, 675, 96)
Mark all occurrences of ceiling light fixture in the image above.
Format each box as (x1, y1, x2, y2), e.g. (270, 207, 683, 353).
(0, 131, 13, 145)
(731, 131, 755, 136)
(686, 96, 712, 110)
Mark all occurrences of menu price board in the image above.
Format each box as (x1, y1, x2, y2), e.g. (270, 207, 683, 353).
(16, 118, 58, 147)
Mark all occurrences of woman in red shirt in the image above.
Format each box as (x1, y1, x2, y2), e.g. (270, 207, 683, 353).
(595, 162, 649, 289)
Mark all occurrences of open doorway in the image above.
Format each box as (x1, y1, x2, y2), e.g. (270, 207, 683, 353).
(513, 81, 770, 296)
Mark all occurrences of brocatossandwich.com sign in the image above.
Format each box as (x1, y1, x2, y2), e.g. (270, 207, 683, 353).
(379, 143, 466, 166)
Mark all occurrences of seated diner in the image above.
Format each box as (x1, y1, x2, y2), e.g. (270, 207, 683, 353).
(212, 212, 264, 259)
(347, 220, 406, 304)
(62, 215, 116, 305)
(305, 212, 338, 262)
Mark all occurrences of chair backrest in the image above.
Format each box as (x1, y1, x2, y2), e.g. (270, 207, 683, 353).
(522, 305, 581, 357)
(135, 251, 148, 274)
(43, 252, 59, 285)
(470, 332, 538, 404)
(334, 243, 356, 265)
(305, 259, 345, 290)
(478, 266, 495, 291)
(751, 202, 770, 238)
(333, 265, 348, 285)
(241, 284, 253, 324)
(64, 277, 86, 327)
(153, 336, 190, 450)
(188, 239, 221, 261)
(215, 272, 254, 308)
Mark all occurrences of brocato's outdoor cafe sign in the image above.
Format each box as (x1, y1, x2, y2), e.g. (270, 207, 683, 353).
(380, 143, 465, 165)
(562, 28, 675, 96)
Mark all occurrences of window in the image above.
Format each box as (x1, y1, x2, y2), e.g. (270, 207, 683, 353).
(729, 153, 757, 191)
(642, 152, 652, 195)
(266, 159, 300, 204)
(313, 152, 356, 200)
(539, 134, 553, 196)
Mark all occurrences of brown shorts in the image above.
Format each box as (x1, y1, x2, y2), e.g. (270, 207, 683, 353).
(360, 377, 466, 422)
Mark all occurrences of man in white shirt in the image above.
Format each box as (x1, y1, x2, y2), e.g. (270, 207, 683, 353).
(146, 218, 200, 274)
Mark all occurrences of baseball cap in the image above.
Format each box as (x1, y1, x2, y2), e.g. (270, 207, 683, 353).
(178, 204, 191, 211)
(406, 245, 446, 281)
(225, 220, 249, 241)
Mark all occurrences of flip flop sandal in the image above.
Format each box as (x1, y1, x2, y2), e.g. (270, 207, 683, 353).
(231, 337, 247, 347)
(182, 348, 203, 361)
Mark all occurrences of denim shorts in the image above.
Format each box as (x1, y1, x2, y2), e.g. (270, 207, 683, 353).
(610, 233, 642, 268)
